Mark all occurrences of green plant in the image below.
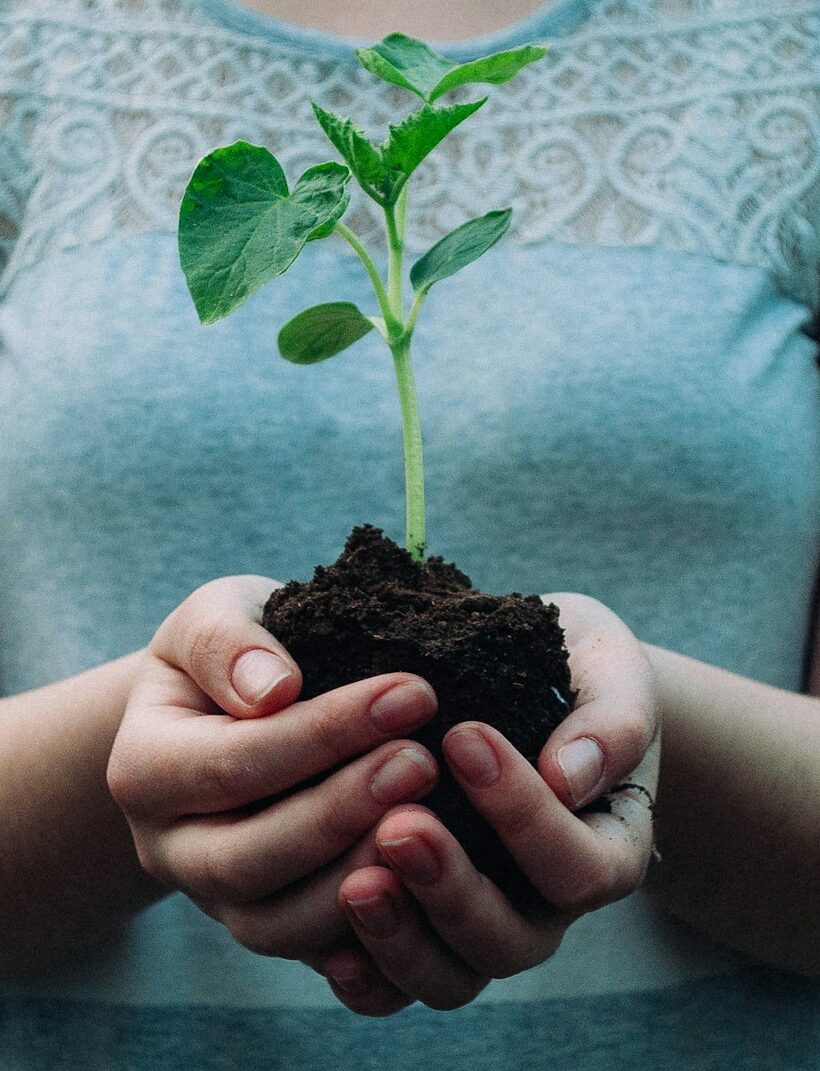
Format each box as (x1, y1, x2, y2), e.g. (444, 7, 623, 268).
(178, 33, 546, 562)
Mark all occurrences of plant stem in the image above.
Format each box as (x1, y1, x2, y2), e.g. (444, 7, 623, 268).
(340, 195, 426, 561)
(334, 222, 398, 331)
(384, 188, 425, 560)
(395, 183, 409, 244)
(404, 286, 428, 339)
(385, 203, 404, 322)
(390, 334, 426, 561)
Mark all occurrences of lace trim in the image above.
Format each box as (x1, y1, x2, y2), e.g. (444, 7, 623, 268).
(1, 0, 819, 310)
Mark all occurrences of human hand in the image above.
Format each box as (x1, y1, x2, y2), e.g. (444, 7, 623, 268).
(106, 575, 440, 963)
(320, 592, 660, 1016)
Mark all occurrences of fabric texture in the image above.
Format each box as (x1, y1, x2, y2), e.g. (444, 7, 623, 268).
(0, 0, 819, 1067)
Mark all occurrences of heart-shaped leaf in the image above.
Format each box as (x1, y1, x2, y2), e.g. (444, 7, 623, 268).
(179, 141, 351, 324)
(278, 302, 374, 364)
(357, 33, 547, 103)
(409, 208, 513, 293)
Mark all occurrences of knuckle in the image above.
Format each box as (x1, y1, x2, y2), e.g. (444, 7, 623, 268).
(200, 737, 254, 803)
(617, 713, 652, 760)
(106, 739, 160, 817)
(201, 834, 255, 902)
(319, 788, 364, 851)
(495, 791, 544, 840)
(310, 698, 352, 764)
(187, 610, 232, 681)
(106, 750, 141, 811)
(152, 584, 211, 653)
(551, 860, 614, 912)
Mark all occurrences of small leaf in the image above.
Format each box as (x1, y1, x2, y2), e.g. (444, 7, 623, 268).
(356, 33, 453, 101)
(311, 102, 397, 203)
(356, 33, 547, 103)
(299, 162, 352, 241)
(409, 208, 513, 292)
(278, 302, 374, 364)
(427, 45, 548, 102)
(382, 99, 485, 185)
(178, 141, 350, 324)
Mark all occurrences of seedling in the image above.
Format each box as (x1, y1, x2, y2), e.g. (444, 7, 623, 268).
(179, 33, 546, 561)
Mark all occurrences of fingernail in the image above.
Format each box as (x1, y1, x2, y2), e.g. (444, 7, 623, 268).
(370, 747, 436, 805)
(557, 737, 605, 806)
(232, 650, 292, 704)
(369, 681, 437, 732)
(379, 835, 441, 885)
(445, 728, 500, 788)
(345, 894, 399, 938)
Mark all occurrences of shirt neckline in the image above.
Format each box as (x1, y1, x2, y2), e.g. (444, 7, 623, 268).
(196, 0, 597, 60)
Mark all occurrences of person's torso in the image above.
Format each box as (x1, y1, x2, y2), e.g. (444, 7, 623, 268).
(0, 1, 819, 1067)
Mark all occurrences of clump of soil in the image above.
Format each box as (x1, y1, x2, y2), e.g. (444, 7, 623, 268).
(262, 524, 576, 908)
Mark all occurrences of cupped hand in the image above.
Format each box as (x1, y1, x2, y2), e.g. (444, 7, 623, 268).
(321, 592, 661, 1016)
(106, 575, 441, 962)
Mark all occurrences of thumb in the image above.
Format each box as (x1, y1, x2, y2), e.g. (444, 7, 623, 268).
(150, 575, 303, 718)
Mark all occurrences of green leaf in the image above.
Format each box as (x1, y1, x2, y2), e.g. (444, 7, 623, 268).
(298, 162, 352, 241)
(278, 302, 374, 364)
(356, 33, 547, 103)
(178, 141, 350, 324)
(409, 208, 513, 292)
(311, 102, 397, 203)
(382, 99, 485, 186)
(356, 34, 453, 101)
(426, 45, 548, 103)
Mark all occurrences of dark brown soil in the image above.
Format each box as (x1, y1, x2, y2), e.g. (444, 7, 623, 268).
(262, 524, 577, 908)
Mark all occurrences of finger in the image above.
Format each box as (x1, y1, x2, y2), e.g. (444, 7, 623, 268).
(147, 741, 438, 901)
(543, 638, 659, 805)
(443, 723, 651, 912)
(220, 832, 415, 1016)
(318, 945, 415, 1017)
(111, 666, 437, 817)
(537, 605, 658, 810)
(374, 804, 571, 978)
(580, 727, 661, 877)
(191, 832, 418, 1018)
(336, 866, 490, 1012)
(216, 829, 382, 960)
(149, 575, 303, 719)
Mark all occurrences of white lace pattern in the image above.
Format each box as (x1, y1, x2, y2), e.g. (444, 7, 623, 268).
(1, 0, 819, 309)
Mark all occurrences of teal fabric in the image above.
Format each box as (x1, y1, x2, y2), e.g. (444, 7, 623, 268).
(2, 969, 820, 1071)
(1, 0, 819, 1067)
(1, 236, 817, 692)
